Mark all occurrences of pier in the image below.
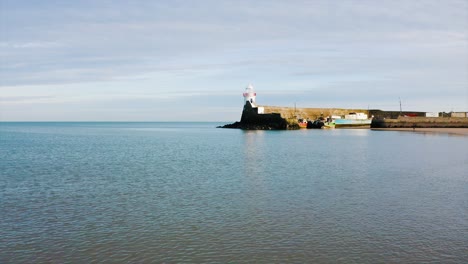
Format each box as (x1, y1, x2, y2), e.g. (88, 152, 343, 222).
(220, 85, 468, 130)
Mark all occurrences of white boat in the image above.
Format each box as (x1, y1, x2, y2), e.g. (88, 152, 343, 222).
(324, 113, 372, 128)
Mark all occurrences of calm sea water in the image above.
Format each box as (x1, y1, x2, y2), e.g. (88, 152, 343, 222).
(1, 122, 467, 263)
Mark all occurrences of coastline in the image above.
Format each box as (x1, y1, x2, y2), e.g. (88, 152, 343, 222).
(371, 127, 468, 136)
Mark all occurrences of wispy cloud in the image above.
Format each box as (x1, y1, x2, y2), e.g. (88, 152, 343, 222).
(1, 0, 467, 120)
(0, 95, 56, 103)
(0, 41, 62, 49)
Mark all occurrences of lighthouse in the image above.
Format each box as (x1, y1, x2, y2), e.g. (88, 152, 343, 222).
(243, 84, 257, 107)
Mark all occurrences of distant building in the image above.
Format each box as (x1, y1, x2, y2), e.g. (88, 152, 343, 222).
(425, 112, 438, 117)
(451, 112, 468, 118)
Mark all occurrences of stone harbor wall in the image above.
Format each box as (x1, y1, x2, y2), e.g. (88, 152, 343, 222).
(372, 117, 468, 128)
(261, 106, 369, 120)
(369, 110, 425, 119)
(218, 102, 468, 130)
(219, 103, 369, 130)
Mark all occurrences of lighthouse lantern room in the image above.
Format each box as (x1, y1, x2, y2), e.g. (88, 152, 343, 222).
(243, 84, 257, 107)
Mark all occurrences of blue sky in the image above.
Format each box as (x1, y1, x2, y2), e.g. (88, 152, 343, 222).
(1, 0, 467, 121)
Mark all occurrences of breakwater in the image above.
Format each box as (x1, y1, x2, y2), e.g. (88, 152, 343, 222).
(220, 102, 468, 130)
(221, 84, 468, 130)
(220, 102, 369, 130)
(261, 105, 369, 120)
(372, 117, 468, 128)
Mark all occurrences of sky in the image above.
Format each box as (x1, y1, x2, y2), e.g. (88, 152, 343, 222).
(1, 0, 467, 121)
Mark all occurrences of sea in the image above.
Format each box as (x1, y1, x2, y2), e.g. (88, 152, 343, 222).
(1, 122, 467, 263)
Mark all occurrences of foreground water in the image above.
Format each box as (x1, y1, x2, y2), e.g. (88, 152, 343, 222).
(1, 122, 467, 263)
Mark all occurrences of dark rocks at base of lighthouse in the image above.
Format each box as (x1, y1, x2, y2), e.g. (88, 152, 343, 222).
(218, 101, 295, 130)
(218, 84, 295, 130)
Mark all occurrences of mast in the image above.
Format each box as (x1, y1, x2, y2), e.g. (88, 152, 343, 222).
(399, 97, 402, 116)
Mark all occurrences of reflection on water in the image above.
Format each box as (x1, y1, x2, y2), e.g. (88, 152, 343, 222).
(243, 130, 267, 184)
(1, 123, 467, 263)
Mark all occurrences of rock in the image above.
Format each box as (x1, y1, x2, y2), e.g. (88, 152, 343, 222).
(218, 101, 295, 130)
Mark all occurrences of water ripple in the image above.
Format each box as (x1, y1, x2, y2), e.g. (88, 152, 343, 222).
(1, 123, 467, 263)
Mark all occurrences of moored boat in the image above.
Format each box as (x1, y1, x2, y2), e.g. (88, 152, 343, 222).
(308, 119, 324, 129)
(323, 122, 335, 129)
(334, 113, 372, 128)
(298, 118, 308, 128)
(323, 115, 339, 128)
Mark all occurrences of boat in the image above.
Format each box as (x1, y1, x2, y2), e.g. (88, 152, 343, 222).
(322, 115, 339, 128)
(322, 121, 335, 129)
(298, 118, 308, 128)
(324, 113, 372, 129)
(308, 119, 324, 129)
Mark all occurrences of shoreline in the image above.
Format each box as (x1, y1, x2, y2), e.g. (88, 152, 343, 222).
(371, 127, 468, 136)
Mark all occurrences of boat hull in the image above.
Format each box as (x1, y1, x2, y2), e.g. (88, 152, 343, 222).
(322, 122, 335, 129)
(334, 119, 372, 128)
(297, 119, 308, 128)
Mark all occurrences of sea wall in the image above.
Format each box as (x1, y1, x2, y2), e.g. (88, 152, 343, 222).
(219, 103, 468, 130)
(369, 110, 426, 119)
(371, 117, 468, 128)
(220, 103, 370, 130)
(261, 106, 369, 120)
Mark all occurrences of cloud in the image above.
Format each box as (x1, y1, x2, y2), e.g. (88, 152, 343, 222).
(0, 95, 56, 103)
(0, 0, 467, 120)
(0, 41, 62, 49)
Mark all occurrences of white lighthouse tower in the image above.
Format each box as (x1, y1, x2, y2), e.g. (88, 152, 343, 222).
(243, 84, 257, 107)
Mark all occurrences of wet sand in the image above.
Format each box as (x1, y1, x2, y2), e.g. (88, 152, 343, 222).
(371, 128, 468, 136)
